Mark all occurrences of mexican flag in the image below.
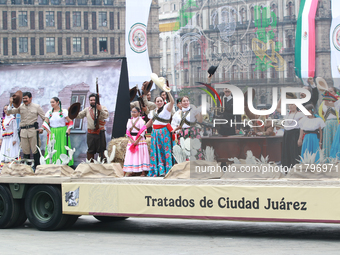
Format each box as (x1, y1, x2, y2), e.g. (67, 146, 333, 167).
(295, 0, 319, 79)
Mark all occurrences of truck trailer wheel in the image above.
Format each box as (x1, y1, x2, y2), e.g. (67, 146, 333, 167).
(13, 200, 27, 228)
(25, 185, 68, 231)
(0, 185, 20, 228)
(94, 216, 128, 222)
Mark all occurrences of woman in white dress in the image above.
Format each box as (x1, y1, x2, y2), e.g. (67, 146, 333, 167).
(0, 105, 20, 164)
(42, 97, 73, 165)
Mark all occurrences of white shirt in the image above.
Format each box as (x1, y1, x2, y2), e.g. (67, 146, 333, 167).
(299, 117, 326, 131)
(171, 106, 199, 129)
(148, 107, 172, 125)
(284, 111, 305, 130)
(45, 109, 68, 128)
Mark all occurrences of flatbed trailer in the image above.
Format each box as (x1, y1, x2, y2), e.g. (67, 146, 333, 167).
(0, 176, 340, 230)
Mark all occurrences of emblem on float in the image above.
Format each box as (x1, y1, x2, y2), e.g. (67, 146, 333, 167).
(128, 23, 147, 53)
(303, 31, 308, 40)
(332, 24, 340, 51)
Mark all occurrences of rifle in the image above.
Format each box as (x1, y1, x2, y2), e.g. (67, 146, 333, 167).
(94, 78, 100, 130)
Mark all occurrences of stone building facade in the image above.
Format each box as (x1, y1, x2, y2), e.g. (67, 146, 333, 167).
(159, 0, 332, 106)
(0, 0, 160, 75)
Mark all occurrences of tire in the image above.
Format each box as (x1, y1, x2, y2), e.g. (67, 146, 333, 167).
(25, 185, 68, 231)
(93, 216, 128, 222)
(62, 215, 79, 229)
(13, 199, 27, 228)
(0, 185, 20, 229)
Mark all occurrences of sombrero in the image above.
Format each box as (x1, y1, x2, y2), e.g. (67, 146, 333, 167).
(129, 87, 138, 102)
(142, 80, 153, 94)
(316, 77, 329, 92)
(68, 102, 81, 119)
(12, 90, 23, 108)
(150, 73, 171, 92)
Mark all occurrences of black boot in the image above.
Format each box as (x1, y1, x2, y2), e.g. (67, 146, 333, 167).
(33, 153, 40, 171)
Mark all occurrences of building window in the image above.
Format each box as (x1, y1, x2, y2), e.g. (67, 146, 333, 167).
(99, 37, 107, 52)
(73, 11, 81, 27)
(23, 0, 33, 3)
(39, 0, 48, 5)
(288, 2, 294, 18)
(19, 11, 28, 27)
(66, 0, 75, 4)
(250, 6, 254, 23)
(46, 37, 55, 53)
(99, 12, 107, 27)
(166, 37, 170, 51)
(240, 8, 246, 23)
(78, 0, 87, 4)
(71, 92, 87, 130)
(92, 0, 101, 5)
(104, 0, 113, 5)
(51, 0, 61, 4)
(288, 62, 294, 78)
(73, 37, 81, 52)
(19, 37, 28, 53)
(11, 0, 21, 4)
(46, 11, 55, 27)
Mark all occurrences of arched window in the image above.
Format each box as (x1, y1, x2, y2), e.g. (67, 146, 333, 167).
(240, 8, 246, 23)
(288, 2, 294, 18)
(196, 13, 200, 26)
(250, 6, 254, 23)
(183, 43, 188, 57)
(271, 3, 277, 15)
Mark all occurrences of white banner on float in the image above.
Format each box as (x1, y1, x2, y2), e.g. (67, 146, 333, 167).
(125, 0, 153, 89)
(330, 0, 340, 88)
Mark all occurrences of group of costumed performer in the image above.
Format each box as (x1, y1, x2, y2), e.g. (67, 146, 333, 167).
(171, 96, 203, 160)
(0, 105, 20, 165)
(123, 106, 150, 176)
(42, 97, 74, 166)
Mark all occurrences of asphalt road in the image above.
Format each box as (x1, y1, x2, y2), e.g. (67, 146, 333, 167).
(1, 216, 340, 255)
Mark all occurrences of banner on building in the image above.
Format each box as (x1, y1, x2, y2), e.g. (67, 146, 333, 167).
(330, 0, 340, 88)
(125, 0, 153, 89)
(295, 0, 319, 80)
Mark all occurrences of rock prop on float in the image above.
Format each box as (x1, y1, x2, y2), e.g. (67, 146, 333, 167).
(221, 163, 284, 179)
(72, 163, 124, 178)
(35, 165, 74, 177)
(164, 160, 223, 179)
(107, 137, 151, 167)
(285, 164, 340, 179)
(1, 164, 34, 177)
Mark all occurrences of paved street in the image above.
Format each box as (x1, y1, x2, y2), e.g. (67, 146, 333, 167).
(1, 216, 340, 254)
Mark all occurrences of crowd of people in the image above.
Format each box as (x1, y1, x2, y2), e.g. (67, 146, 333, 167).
(1, 76, 340, 175)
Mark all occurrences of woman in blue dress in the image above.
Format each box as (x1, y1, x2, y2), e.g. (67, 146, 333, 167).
(145, 91, 175, 177)
(298, 104, 325, 163)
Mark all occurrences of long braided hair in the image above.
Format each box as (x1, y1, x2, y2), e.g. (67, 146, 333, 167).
(49, 97, 63, 119)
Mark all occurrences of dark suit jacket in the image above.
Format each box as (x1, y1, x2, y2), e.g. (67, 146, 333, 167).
(216, 94, 241, 136)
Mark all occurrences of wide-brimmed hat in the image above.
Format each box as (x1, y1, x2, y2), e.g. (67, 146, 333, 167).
(316, 77, 329, 92)
(150, 73, 171, 92)
(129, 87, 138, 102)
(68, 102, 81, 119)
(142, 80, 153, 94)
(207, 65, 218, 76)
(12, 90, 22, 108)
